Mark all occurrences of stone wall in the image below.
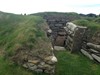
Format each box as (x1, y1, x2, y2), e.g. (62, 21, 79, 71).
(22, 54, 57, 74)
(64, 22, 87, 52)
(64, 23, 100, 63)
(11, 39, 57, 74)
(11, 22, 58, 74)
(45, 17, 100, 65)
(46, 17, 67, 47)
(81, 31, 100, 62)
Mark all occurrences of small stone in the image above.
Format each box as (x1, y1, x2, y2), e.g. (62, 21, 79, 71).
(51, 47, 54, 50)
(40, 62, 45, 65)
(27, 63, 35, 67)
(54, 46, 66, 51)
(35, 69, 43, 73)
(22, 64, 28, 68)
(51, 56, 57, 63)
(29, 65, 37, 70)
(50, 69, 55, 73)
(37, 62, 45, 69)
(44, 64, 54, 70)
(44, 70, 50, 73)
(47, 61, 53, 64)
(92, 54, 100, 62)
(44, 56, 52, 61)
(37, 64, 44, 69)
(44, 69, 55, 74)
(28, 60, 39, 64)
(81, 49, 93, 60)
(44, 66, 55, 74)
(44, 56, 57, 63)
(44, 64, 50, 68)
(47, 29, 52, 33)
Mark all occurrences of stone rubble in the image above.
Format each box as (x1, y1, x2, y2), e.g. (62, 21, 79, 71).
(22, 55, 57, 74)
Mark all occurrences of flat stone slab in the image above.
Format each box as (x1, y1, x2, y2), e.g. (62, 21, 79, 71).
(54, 46, 66, 51)
(81, 49, 93, 60)
(92, 54, 100, 62)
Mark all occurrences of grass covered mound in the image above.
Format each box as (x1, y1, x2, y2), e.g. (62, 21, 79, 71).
(0, 12, 52, 64)
(0, 11, 56, 74)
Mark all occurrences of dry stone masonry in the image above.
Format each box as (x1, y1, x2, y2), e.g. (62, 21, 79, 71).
(11, 22, 58, 74)
(80, 30, 100, 62)
(45, 16, 100, 63)
(45, 17, 67, 47)
(64, 22, 87, 52)
(12, 43, 57, 74)
(22, 54, 57, 73)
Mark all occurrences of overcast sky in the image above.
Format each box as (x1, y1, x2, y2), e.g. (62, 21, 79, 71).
(0, 0, 100, 14)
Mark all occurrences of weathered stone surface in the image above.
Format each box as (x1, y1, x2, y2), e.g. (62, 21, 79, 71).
(66, 22, 77, 31)
(92, 54, 100, 62)
(44, 56, 57, 64)
(91, 31, 100, 44)
(90, 49, 99, 53)
(29, 65, 37, 70)
(45, 14, 100, 65)
(40, 62, 45, 65)
(47, 29, 52, 33)
(81, 49, 93, 60)
(28, 60, 39, 64)
(64, 22, 87, 52)
(44, 69, 55, 74)
(87, 43, 100, 51)
(37, 64, 44, 69)
(46, 16, 67, 48)
(22, 64, 28, 68)
(51, 56, 58, 63)
(22, 54, 57, 74)
(54, 35, 66, 46)
(27, 63, 35, 67)
(54, 46, 66, 51)
(43, 64, 54, 70)
(35, 69, 43, 73)
(44, 56, 53, 61)
(67, 36, 73, 42)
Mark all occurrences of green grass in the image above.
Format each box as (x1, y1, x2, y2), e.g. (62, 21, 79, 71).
(55, 51, 100, 75)
(0, 12, 47, 57)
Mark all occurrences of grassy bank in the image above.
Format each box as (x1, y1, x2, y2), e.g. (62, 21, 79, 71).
(0, 12, 49, 57)
(0, 12, 49, 75)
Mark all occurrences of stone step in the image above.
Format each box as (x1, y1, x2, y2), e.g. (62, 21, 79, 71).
(54, 46, 66, 51)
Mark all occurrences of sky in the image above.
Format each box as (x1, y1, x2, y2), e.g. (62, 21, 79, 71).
(0, 0, 100, 14)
